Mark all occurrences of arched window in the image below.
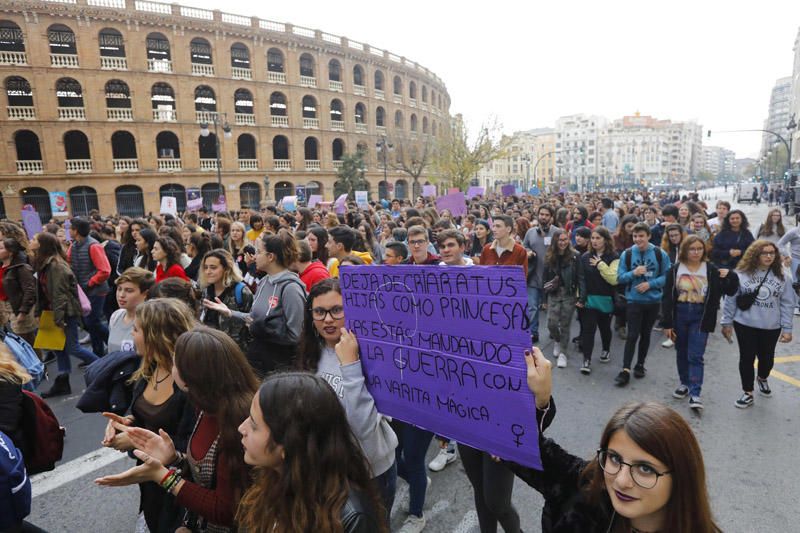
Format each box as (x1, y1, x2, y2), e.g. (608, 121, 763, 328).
(56, 77, 83, 108)
(376, 107, 385, 127)
(98, 28, 125, 58)
(111, 131, 137, 159)
(22, 187, 51, 222)
(410, 114, 418, 132)
(5, 76, 32, 107)
(328, 59, 341, 81)
(330, 99, 343, 123)
(274, 182, 294, 202)
(115, 185, 144, 217)
(151, 82, 175, 116)
(273, 135, 289, 160)
(306, 180, 322, 198)
(48, 24, 76, 55)
(63, 130, 90, 160)
(431, 89, 437, 107)
(438, 94, 443, 109)
(198, 133, 217, 159)
(378, 180, 389, 200)
(69, 186, 99, 217)
(304, 137, 318, 160)
(156, 131, 180, 159)
(237, 133, 256, 160)
(299, 53, 314, 77)
(146, 32, 171, 71)
(160, 184, 186, 212)
(201, 183, 222, 210)
(353, 65, 364, 86)
(355, 103, 366, 124)
(267, 48, 284, 72)
(230, 43, 250, 69)
(374, 70, 384, 91)
(393, 75, 402, 95)
(422, 116, 429, 134)
(14, 130, 41, 161)
(432, 121, 437, 137)
(0, 21, 25, 53)
(190, 37, 212, 64)
(302, 95, 317, 118)
(240, 182, 261, 209)
(422, 86, 428, 103)
(194, 85, 216, 112)
(269, 92, 287, 116)
(332, 139, 345, 161)
(234, 88, 254, 115)
(105, 79, 131, 108)
(409, 81, 417, 100)
(394, 110, 404, 129)
(395, 179, 408, 200)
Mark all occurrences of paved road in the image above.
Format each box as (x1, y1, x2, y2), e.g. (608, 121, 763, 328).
(27, 188, 799, 532)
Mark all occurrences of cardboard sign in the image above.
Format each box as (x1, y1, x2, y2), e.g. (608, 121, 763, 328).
(467, 186, 485, 199)
(356, 191, 369, 209)
(501, 185, 516, 197)
(212, 194, 227, 213)
(21, 208, 42, 239)
(160, 196, 178, 216)
(435, 192, 467, 217)
(186, 188, 202, 211)
(307, 195, 323, 209)
(334, 194, 348, 214)
(49, 192, 68, 217)
(281, 195, 297, 212)
(422, 185, 437, 197)
(340, 265, 541, 469)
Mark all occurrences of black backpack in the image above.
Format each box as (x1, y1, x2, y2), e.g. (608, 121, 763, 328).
(623, 245, 665, 287)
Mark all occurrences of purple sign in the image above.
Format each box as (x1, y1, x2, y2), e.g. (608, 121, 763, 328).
(422, 185, 437, 197)
(334, 193, 348, 214)
(435, 192, 467, 217)
(467, 186, 485, 199)
(501, 184, 516, 197)
(340, 265, 541, 469)
(307, 194, 323, 209)
(186, 188, 202, 211)
(21, 209, 42, 240)
(212, 194, 227, 213)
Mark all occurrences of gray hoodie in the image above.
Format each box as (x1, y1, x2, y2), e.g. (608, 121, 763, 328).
(777, 226, 800, 261)
(317, 346, 398, 478)
(721, 267, 795, 333)
(249, 269, 306, 344)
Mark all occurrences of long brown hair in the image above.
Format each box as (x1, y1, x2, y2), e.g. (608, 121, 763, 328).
(660, 223, 686, 256)
(130, 298, 197, 382)
(737, 239, 784, 280)
(236, 372, 387, 533)
(544, 228, 576, 268)
(757, 208, 786, 239)
(174, 327, 258, 498)
(582, 402, 721, 533)
(590, 227, 614, 256)
(32, 232, 67, 272)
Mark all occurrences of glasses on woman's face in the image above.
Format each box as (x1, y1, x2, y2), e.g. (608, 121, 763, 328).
(688, 246, 704, 254)
(597, 449, 671, 489)
(760, 251, 776, 257)
(311, 305, 345, 321)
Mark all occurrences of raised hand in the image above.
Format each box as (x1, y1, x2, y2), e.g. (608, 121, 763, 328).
(202, 297, 231, 317)
(119, 426, 177, 465)
(334, 328, 360, 364)
(524, 347, 552, 409)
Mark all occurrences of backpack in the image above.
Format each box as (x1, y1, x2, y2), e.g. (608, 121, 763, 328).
(0, 430, 30, 531)
(0, 330, 44, 391)
(623, 245, 665, 288)
(20, 390, 65, 474)
(234, 281, 245, 307)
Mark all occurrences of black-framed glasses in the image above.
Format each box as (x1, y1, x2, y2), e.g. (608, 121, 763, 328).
(311, 306, 345, 321)
(596, 449, 671, 489)
(408, 238, 427, 247)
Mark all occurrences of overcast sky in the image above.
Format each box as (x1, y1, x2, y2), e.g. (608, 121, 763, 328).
(189, 0, 799, 158)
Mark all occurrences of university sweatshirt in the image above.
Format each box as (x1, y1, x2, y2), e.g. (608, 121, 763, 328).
(721, 268, 795, 333)
(616, 244, 671, 304)
(317, 346, 398, 478)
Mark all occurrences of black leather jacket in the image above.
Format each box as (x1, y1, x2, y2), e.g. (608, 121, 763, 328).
(341, 487, 381, 533)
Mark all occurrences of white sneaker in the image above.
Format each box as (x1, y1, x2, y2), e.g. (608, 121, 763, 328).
(794, 308, 800, 316)
(398, 514, 427, 533)
(428, 448, 457, 472)
(557, 353, 567, 368)
(553, 345, 560, 359)
(661, 338, 674, 348)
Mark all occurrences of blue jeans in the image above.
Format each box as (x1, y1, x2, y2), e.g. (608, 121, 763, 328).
(56, 316, 100, 374)
(675, 303, 708, 397)
(85, 293, 109, 356)
(374, 460, 397, 526)
(392, 420, 434, 517)
(526, 286, 543, 336)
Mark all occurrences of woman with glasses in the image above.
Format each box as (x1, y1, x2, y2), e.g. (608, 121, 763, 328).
(721, 240, 795, 409)
(509, 347, 721, 532)
(661, 236, 739, 411)
(296, 278, 398, 525)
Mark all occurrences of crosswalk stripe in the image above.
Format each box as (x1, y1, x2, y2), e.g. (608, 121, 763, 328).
(31, 447, 128, 498)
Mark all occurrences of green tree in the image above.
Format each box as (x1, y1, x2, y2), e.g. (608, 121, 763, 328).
(432, 114, 508, 191)
(334, 152, 367, 199)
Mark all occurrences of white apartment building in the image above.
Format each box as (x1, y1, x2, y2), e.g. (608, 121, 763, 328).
(701, 146, 737, 181)
(792, 28, 800, 168)
(554, 114, 607, 191)
(761, 77, 793, 157)
(477, 128, 556, 191)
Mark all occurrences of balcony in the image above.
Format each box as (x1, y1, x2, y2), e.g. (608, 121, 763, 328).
(200, 158, 219, 171)
(331, 120, 345, 131)
(65, 159, 92, 173)
(157, 158, 182, 172)
(375, 89, 385, 100)
(299, 75, 316, 88)
(16, 160, 42, 174)
(376, 126, 387, 136)
(191, 63, 215, 76)
(239, 159, 258, 171)
(333, 160, 344, 170)
(100, 57, 127, 70)
(393, 94, 403, 104)
(355, 123, 368, 134)
(305, 160, 321, 171)
(7, 106, 36, 120)
(409, 98, 417, 108)
(420, 102, 428, 111)
(268, 71, 286, 84)
(196, 110, 217, 124)
(353, 84, 366, 96)
(153, 109, 177, 122)
(107, 108, 133, 121)
(0, 51, 27, 65)
(113, 158, 138, 172)
(147, 59, 172, 73)
(303, 117, 320, 129)
(329, 80, 343, 92)
(271, 115, 289, 127)
(50, 53, 79, 67)
(231, 67, 252, 80)
(274, 159, 291, 171)
(235, 113, 256, 126)
(58, 107, 86, 120)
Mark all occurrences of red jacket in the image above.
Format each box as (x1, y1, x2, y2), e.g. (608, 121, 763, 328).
(155, 263, 189, 283)
(299, 260, 330, 292)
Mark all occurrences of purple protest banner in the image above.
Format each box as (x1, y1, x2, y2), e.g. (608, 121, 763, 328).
(307, 194, 323, 209)
(422, 184, 437, 197)
(435, 192, 467, 217)
(186, 188, 202, 211)
(334, 193, 348, 214)
(212, 194, 227, 213)
(466, 186, 485, 199)
(21, 209, 42, 240)
(501, 184, 515, 197)
(340, 265, 541, 469)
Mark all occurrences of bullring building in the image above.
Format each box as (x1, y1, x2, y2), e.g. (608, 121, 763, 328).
(0, 0, 450, 220)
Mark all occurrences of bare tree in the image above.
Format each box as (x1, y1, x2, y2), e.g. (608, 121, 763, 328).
(389, 134, 434, 198)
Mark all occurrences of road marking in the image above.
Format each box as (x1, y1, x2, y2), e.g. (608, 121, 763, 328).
(773, 355, 800, 364)
(452, 510, 478, 533)
(769, 369, 800, 388)
(31, 447, 128, 498)
(427, 499, 450, 519)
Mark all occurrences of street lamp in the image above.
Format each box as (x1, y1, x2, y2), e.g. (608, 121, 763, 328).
(200, 113, 232, 207)
(521, 154, 531, 192)
(376, 135, 393, 198)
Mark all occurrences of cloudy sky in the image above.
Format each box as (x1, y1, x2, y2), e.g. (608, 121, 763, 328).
(188, 0, 799, 158)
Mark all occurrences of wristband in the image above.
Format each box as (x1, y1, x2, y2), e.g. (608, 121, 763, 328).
(159, 467, 176, 486)
(164, 474, 182, 494)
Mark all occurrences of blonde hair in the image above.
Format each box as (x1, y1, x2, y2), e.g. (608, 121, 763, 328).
(0, 342, 31, 385)
(130, 298, 197, 382)
(198, 249, 243, 289)
(230, 221, 247, 251)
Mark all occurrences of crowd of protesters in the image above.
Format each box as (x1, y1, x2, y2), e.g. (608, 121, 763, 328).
(0, 184, 795, 533)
